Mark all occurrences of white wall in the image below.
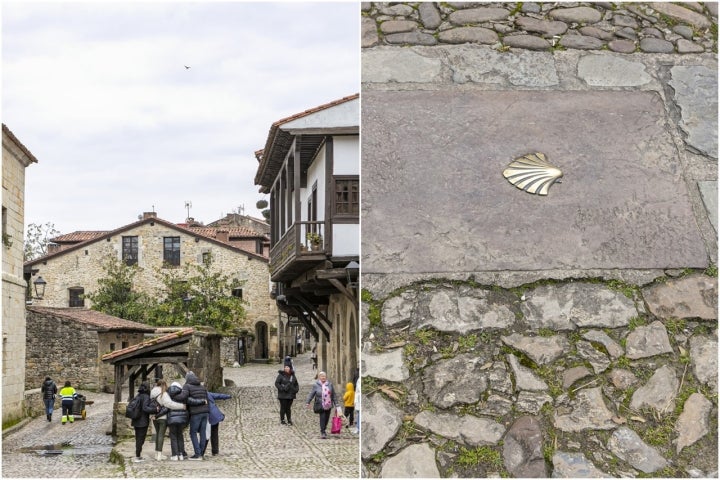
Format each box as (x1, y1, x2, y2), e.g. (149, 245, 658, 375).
(305, 144, 327, 222)
(332, 224, 359, 256)
(333, 135, 359, 175)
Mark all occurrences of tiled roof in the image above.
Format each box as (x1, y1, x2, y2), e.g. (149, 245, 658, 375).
(27, 307, 156, 332)
(101, 327, 194, 362)
(270, 93, 359, 128)
(51, 231, 108, 243)
(255, 94, 359, 189)
(188, 226, 268, 238)
(25, 215, 268, 266)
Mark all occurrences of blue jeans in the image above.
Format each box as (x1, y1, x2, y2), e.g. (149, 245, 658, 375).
(188, 412, 208, 456)
(44, 398, 54, 416)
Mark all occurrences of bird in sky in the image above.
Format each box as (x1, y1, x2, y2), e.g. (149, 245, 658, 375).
(184, 65, 191, 69)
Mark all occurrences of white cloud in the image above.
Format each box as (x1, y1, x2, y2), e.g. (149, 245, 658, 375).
(3, 1, 358, 233)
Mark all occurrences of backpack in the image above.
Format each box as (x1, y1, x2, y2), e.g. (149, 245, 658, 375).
(125, 395, 142, 419)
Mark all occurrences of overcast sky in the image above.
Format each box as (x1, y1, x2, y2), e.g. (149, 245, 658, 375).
(2, 1, 359, 235)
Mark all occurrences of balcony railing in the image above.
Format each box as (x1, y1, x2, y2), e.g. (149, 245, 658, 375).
(269, 221, 325, 280)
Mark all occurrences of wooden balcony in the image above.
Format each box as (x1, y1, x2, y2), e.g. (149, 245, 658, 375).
(269, 221, 326, 282)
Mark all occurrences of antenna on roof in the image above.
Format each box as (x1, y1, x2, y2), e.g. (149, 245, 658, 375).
(185, 201, 192, 220)
(236, 204, 245, 215)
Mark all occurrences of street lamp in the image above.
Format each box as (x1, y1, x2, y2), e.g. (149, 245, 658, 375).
(33, 276, 47, 299)
(345, 261, 359, 289)
(182, 293, 192, 322)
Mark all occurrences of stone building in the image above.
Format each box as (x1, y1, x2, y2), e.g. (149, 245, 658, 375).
(254, 94, 360, 384)
(25, 307, 154, 392)
(24, 212, 280, 363)
(2, 124, 38, 425)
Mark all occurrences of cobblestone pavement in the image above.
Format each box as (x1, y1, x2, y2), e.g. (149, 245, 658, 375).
(361, 2, 717, 478)
(2, 353, 359, 478)
(362, 2, 717, 53)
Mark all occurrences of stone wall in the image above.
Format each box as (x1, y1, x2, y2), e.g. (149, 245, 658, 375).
(2, 128, 35, 424)
(28, 220, 279, 360)
(24, 308, 139, 392)
(186, 328, 223, 391)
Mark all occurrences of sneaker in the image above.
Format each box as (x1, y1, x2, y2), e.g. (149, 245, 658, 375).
(287, 421, 293, 426)
(188, 455, 203, 461)
(170, 456, 178, 461)
(321, 432, 327, 439)
(132, 457, 144, 463)
(281, 420, 286, 425)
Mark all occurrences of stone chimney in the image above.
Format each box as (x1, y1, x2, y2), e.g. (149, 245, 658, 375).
(216, 230, 229, 243)
(47, 243, 60, 254)
(143, 212, 157, 220)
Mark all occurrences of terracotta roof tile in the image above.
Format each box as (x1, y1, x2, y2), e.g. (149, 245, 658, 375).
(101, 327, 194, 362)
(27, 307, 156, 332)
(189, 226, 267, 238)
(270, 93, 359, 128)
(50, 231, 108, 243)
(26, 215, 268, 266)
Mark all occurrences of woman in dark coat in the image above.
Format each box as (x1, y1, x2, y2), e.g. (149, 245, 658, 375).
(131, 382, 158, 463)
(275, 365, 299, 425)
(305, 371, 338, 439)
(40, 376, 57, 422)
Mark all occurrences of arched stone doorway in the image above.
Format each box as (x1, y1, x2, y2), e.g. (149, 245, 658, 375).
(255, 321, 268, 359)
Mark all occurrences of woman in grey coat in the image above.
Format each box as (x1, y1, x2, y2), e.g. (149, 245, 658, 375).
(305, 371, 339, 439)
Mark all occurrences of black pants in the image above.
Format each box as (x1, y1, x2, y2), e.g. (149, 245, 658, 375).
(168, 423, 185, 457)
(344, 406, 354, 426)
(134, 425, 149, 458)
(279, 399, 294, 423)
(319, 408, 332, 434)
(202, 423, 220, 455)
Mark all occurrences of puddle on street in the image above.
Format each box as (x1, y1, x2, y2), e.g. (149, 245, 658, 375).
(19, 442, 113, 456)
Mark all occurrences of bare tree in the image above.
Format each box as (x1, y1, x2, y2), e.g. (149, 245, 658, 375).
(24, 222, 60, 261)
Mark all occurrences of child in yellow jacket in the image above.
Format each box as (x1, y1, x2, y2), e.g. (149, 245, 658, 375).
(343, 382, 355, 428)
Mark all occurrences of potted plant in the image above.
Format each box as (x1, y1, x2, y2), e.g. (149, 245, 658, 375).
(306, 232, 322, 250)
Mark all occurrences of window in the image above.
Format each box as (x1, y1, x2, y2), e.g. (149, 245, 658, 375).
(202, 251, 211, 265)
(334, 176, 359, 217)
(163, 237, 180, 266)
(255, 240, 263, 255)
(69, 287, 85, 307)
(232, 288, 243, 300)
(122, 236, 138, 265)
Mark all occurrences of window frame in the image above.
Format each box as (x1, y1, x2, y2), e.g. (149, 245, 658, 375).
(122, 236, 139, 266)
(163, 236, 181, 267)
(69, 287, 85, 307)
(332, 175, 359, 222)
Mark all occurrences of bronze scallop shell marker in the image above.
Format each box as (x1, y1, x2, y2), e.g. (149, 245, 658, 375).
(502, 152, 563, 196)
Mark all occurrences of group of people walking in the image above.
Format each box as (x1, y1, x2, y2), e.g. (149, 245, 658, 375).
(128, 371, 231, 462)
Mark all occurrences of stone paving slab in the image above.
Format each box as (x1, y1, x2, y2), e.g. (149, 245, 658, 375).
(362, 89, 708, 275)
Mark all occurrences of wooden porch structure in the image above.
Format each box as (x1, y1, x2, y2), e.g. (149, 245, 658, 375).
(101, 328, 194, 434)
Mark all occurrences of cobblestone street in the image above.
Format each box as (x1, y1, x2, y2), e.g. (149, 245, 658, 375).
(2, 353, 359, 478)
